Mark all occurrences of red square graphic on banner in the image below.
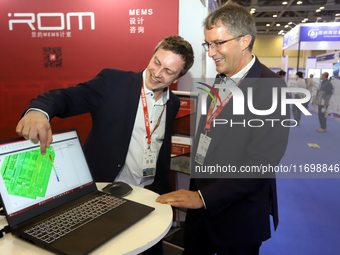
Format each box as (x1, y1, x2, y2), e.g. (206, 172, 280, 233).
(43, 47, 62, 68)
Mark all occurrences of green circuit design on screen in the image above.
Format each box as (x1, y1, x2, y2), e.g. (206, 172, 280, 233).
(0, 147, 56, 199)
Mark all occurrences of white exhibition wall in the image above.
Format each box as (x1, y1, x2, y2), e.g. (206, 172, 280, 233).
(178, 0, 207, 91)
(177, 0, 221, 92)
(316, 51, 340, 121)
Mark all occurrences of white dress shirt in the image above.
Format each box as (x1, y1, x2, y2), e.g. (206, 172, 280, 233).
(290, 78, 306, 98)
(214, 54, 256, 111)
(115, 70, 169, 187)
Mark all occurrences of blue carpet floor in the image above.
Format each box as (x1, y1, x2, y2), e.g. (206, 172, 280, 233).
(261, 108, 340, 255)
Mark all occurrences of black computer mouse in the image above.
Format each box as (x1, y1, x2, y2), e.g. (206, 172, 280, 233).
(101, 182, 133, 197)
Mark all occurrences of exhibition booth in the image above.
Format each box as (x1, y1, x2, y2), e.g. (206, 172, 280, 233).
(315, 51, 340, 120)
(0, 0, 207, 253)
(0, 0, 208, 143)
(282, 22, 340, 120)
(0, 0, 179, 142)
(282, 22, 340, 76)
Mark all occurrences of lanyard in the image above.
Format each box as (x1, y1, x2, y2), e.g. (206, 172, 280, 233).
(205, 72, 248, 131)
(141, 82, 166, 148)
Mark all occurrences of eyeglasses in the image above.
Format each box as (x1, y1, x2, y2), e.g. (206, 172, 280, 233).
(202, 35, 245, 52)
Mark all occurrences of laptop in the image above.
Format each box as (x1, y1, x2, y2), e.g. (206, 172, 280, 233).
(0, 128, 154, 255)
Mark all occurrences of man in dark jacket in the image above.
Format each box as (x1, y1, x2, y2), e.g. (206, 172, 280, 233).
(156, 3, 289, 255)
(315, 72, 333, 132)
(15, 35, 194, 254)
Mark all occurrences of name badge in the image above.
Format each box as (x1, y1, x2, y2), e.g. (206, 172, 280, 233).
(143, 148, 157, 177)
(195, 133, 212, 165)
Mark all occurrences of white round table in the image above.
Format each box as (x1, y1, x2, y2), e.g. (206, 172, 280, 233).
(0, 183, 173, 255)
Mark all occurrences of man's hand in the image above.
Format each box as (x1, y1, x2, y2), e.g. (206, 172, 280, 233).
(16, 111, 53, 155)
(156, 189, 204, 209)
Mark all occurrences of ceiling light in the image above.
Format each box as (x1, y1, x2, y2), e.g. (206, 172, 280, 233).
(319, 6, 325, 10)
(282, 1, 288, 5)
(304, 18, 308, 21)
(302, 20, 306, 23)
(316, 9, 321, 12)
(251, 8, 256, 11)
(336, 13, 340, 16)
(297, 1, 302, 4)
(276, 24, 281, 26)
(273, 14, 278, 18)
(266, 24, 270, 26)
(250, 10, 255, 14)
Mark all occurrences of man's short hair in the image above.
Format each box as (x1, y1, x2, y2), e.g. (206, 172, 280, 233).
(154, 35, 194, 78)
(203, 1, 257, 51)
(323, 72, 329, 79)
(278, 70, 286, 76)
(296, 71, 304, 78)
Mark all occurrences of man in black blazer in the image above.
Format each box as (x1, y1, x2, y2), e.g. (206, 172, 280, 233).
(15, 35, 194, 254)
(16, 35, 193, 194)
(157, 3, 290, 255)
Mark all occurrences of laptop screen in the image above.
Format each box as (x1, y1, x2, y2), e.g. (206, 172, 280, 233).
(0, 129, 93, 220)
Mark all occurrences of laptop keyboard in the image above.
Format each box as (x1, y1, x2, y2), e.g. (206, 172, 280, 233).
(23, 194, 126, 243)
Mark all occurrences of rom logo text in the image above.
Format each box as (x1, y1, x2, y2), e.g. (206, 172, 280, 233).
(8, 12, 95, 31)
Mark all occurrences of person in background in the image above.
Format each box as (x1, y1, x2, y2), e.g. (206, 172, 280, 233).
(277, 69, 291, 98)
(304, 74, 318, 110)
(315, 72, 334, 132)
(15, 35, 194, 255)
(277, 69, 287, 81)
(290, 71, 306, 125)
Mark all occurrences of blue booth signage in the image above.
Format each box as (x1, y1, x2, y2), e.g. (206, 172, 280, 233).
(316, 53, 336, 62)
(300, 25, 340, 41)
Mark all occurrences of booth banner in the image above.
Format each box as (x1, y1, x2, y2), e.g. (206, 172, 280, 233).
(300, 25, 340, 42)
(306, 57, 317, 77)
(283, 23, 340, 50)
(1, 0, 178, 74)
(327, 77, 340, 121)
(170, 136, 191, 173)
(333, 62, 340, 77)
(317, 51, 340, 62)
(0, 0, 179, 142)
(281, 55, 289, 80)
(283, 25, 300, 50)
(317, 53, 337, 62)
